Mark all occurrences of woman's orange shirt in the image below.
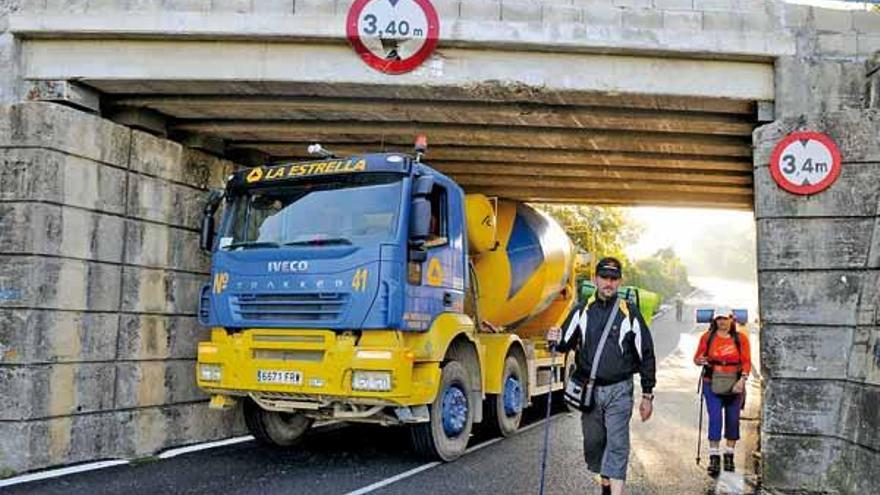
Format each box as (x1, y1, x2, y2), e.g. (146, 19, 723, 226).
(694, 330, 752, 376)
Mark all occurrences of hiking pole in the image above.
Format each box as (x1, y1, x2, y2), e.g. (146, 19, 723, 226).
(538, 343, 556, 495)
(695, 368, 705, 465)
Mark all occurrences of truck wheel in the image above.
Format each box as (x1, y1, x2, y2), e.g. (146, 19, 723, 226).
(485, 356, 525, 437)
(410, 360, 473, 461)
(244, 399, 313, 447)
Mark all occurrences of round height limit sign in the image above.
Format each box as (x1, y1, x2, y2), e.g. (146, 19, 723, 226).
(769, 131, 842, 195)
(346, 0, 439, 74)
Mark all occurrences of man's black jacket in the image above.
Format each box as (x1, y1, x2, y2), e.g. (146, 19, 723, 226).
(555, 295, 656, 394)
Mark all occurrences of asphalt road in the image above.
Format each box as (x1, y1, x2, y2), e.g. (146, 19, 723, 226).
(3, 281, 759, 495)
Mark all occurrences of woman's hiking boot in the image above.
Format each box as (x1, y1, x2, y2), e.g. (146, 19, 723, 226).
(707, 454, 721, 477)
(723, 451, 735, 472)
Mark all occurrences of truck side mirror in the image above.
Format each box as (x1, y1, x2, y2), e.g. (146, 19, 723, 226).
(409, 174, 434, 246)
(412, 174, 434, 196)
(200, 214, 216, 252)
(410, 197, 431, 243)
(199, 189, 224, 252)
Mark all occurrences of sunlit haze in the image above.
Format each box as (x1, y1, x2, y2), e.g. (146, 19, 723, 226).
(624, 207, 756, 262)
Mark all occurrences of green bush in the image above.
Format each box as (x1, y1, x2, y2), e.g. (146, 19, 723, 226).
(626, 248, 692, 303)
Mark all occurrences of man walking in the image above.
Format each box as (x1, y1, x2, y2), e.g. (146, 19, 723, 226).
(675, 292, 684, 322)
(548, 257, 656, 495)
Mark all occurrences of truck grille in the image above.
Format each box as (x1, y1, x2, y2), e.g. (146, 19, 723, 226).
(231, 292, 350, 323)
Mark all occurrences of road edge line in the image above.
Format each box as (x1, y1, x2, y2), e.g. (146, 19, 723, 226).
(0, 460, 130, 488)
(343, 412, 570, 495)
(343, 461, 442, 495)
(157, 435, 255, 459)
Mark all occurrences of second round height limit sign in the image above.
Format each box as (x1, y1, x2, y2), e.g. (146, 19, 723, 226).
(346, 0, 440, 74)
(769, 131, 842, 195)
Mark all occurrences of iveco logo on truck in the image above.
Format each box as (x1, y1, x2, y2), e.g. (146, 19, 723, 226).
(268, 261, 309, 273)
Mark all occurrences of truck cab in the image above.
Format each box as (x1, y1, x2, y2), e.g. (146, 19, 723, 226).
(200, 153, 465, 336)
(197, 152, 512, 460)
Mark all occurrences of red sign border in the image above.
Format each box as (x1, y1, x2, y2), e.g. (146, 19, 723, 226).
(346, 0, 440, 75)
(769, 131, 842, 196)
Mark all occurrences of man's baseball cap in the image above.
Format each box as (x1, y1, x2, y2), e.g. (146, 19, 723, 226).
(595, 257, 622, 279)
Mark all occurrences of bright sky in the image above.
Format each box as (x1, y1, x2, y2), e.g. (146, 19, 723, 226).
(624, 207, 755, 260)
(784, 0, 876, 9)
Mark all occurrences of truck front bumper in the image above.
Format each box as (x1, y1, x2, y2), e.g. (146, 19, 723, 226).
(197, 328, 440, 418)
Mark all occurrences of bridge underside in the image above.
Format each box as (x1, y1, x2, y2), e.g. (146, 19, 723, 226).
(96, 82, 759, 209)
(19, 39, 766, 209)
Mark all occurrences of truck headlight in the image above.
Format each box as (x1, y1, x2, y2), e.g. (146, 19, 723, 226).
(199, 364, 222, 382)
(352, 370, 392, 391)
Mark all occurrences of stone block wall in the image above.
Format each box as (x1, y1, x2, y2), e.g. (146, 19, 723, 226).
(0, 102, 244, 476)
(774, 4, 880, 118)
(754, 110, 880, 494)
(1, 1, 21, 105)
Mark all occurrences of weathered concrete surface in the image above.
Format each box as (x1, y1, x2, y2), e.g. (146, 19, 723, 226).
(0, 102, 243, 476)
(0, 402, 243, 478)
(9, 0, 797, 59)
(0, 2, 878, 492)
(0, 309, 119, 364)
(3, 0, 798, 209)
(7, 0, 876, 209)
(755, 110, 880, 494)
(0, 1, 21, 105)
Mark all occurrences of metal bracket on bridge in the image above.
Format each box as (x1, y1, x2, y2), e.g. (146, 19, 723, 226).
(756, 100, 775, 123)
(25, 80, 100, 113)
(105, 106, 169, 137)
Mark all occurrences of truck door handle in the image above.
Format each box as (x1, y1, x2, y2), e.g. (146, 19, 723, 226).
(443, 292, 453, 307)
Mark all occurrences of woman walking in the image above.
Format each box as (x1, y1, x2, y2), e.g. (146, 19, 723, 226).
(694, 308, 752, 476)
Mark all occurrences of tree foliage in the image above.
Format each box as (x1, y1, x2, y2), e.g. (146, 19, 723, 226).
(537, 204, 692, 301)
(536, 204, 639, 276)
(626, 248, 693, 301)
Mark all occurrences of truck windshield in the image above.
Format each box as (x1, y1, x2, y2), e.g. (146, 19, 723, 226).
(222, 173, 403, 249)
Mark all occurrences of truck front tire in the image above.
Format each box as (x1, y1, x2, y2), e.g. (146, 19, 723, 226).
(244, 399, 313, 447)
(410, 360, 473, 461)
(485, 356, 525, 437)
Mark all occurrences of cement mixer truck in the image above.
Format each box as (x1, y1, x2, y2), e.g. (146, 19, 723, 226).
(195, 148, 646, 461)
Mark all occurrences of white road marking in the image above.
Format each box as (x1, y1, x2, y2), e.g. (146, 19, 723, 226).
(0, 413, 571, 492)
(0, 435, 257, 488)
(343, 413, 571, 495)
(342, 461, 442, 495)
(0, 423, 352, 487)
(157, 435, 255, 459)
(0, 460, 130, 488)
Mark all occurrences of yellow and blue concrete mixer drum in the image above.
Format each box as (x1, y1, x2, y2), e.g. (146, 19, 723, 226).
(471, 200, 574, 329)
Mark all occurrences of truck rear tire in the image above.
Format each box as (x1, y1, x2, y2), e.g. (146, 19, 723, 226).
(485, 356, 525, 437)
(410, 360, 473, 461)
(244, 399, 313, 447)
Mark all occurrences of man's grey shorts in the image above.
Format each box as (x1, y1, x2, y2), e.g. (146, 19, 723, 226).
(580, 379, 634, 480)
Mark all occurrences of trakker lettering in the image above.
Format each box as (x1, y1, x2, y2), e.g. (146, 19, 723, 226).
(267, 260, 309, 273)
